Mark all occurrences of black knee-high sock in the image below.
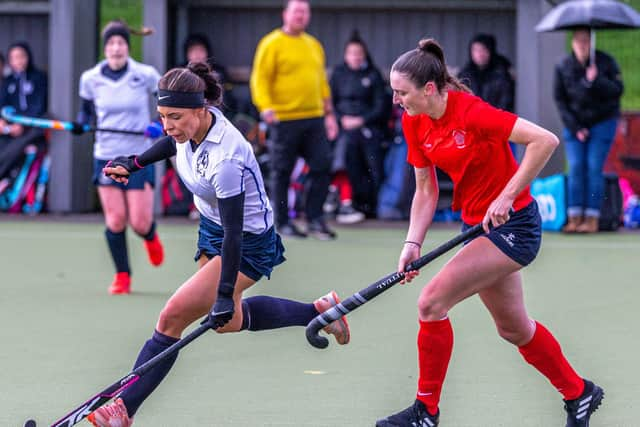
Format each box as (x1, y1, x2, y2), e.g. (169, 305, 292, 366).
(120, 330, 179, 417)
(105, 228, 130, 273)
(137, 221, 157, 241)
(240, 296, 318, 331)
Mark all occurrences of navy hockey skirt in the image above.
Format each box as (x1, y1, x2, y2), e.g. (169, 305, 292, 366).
(195, 215, 286, 281)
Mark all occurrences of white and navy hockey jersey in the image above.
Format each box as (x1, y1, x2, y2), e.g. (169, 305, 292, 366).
(175, 107, 274, 234)
(79, 58, 160, 159)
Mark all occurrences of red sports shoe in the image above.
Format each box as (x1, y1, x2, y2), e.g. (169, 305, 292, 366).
(109, 272, 131, 295)
(87, 398, 133, 427)
(313, 291, 351, 345)
(143, 234, 164, 267)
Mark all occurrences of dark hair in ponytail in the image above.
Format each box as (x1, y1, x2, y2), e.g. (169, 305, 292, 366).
(102, 19, 153, 47)
(391, 38, 470, 94)
(158, 61, 223, 106)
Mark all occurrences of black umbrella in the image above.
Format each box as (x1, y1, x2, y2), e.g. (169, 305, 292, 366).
(536, 0, 640, 65)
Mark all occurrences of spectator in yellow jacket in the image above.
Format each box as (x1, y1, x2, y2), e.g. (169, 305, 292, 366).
(250, 0, 338, 240)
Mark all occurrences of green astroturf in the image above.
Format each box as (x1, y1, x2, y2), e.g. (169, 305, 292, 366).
(0, 221, 638, 426)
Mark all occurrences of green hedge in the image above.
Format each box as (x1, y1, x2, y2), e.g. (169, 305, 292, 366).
(99, 0, 143, 62)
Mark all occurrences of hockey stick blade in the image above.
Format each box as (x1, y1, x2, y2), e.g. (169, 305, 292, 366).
(39, 322, 210, 426)
(306, 223, 485, 349)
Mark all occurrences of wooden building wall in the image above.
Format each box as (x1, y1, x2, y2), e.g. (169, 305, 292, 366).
(179, 2, 517, 80)
(0, 3, 49, 71)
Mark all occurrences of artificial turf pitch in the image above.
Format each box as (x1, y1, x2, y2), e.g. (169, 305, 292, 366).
(0, 220, 638, 426)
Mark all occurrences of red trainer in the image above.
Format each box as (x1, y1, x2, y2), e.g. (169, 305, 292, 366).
(87, 398, 133, 427)
(143, 234, 164, 267)
(109, 272, 131, 295)
(313, 291, 351, 345)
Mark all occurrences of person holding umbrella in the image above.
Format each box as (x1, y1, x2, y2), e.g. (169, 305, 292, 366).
(536, 0, 640, 233)
(553, 27, 623, 233)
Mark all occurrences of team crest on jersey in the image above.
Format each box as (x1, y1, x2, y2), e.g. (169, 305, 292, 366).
(128, 74, 145, 88)
(196, 150, 209, 177)
(452, 130, 466, 149)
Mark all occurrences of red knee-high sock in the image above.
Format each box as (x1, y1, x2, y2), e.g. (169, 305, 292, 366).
(333, 171, 353, 203)
(417, 318, 454, 415)
(518, 321, 584, 400)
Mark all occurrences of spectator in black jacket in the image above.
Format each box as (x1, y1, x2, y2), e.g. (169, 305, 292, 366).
(553, 28, 623, 233)
(183, 33, 238, 118)
(0, 51, 5, 85)
(329, 31, 389, 222)
(458, 34, 514, 113)
(0, 41, 47, 180)
(458, 34, 516, 158)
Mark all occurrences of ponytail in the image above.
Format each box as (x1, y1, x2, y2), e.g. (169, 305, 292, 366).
(102, 19, 153, 47)
(393, 38, 470, 94)
(158, 62, 223, 107)
(187, 62, 223, 106)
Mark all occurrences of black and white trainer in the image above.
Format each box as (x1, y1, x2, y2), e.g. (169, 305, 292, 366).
(376, 400, 439, 427)
(564, 379, 604, 427)
(336, 202, 365, 224)
(307, 218, 337, 241)
(277, 222, 308, 239)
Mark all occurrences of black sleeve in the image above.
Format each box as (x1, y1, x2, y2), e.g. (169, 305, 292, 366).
(590, 56, 624, 99)
(25, 70, 47, 117)
(553, 65, 581, 134)
(0, 80, 7, 108)
(362, 69, 389, 126)
(216, 192, 245, 297)
(76, 98, 96, 125)
(492, 71, 514, 112)
(136, 135, 177, 167)
(329, 68, 343, 124)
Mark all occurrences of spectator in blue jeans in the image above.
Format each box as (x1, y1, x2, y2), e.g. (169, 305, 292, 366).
(553, 28, 623, 233)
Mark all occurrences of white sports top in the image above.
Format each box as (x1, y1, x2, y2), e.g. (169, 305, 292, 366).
(174, 107, 273, 233)
(79, 58, 160, 159)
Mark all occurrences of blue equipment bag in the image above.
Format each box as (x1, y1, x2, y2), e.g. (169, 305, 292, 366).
(530, 174, 566, 231)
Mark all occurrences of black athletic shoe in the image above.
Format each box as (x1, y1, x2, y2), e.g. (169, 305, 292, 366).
(564, 379, 604, 427)
(376, 400, 439, 427)
(336, 202, 365, 224)
(277, 222, 307, 238)
(307, 218, 337, 240)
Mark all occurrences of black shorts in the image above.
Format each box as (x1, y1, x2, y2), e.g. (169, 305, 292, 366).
(462, 201, 542, 266)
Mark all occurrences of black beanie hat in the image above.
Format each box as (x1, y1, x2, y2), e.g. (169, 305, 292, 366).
(102, 21, 130, 47)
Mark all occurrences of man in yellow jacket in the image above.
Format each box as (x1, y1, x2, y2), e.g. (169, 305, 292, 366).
(250, 0, 339, 240)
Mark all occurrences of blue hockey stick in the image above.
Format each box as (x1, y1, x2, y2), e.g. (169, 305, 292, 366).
(1, 106, 144, 136)
(0, 148, 37, 210)
(23, 154, 51, 214)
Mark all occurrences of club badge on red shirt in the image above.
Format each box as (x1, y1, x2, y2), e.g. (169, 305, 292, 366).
(452, 130, 466, 149)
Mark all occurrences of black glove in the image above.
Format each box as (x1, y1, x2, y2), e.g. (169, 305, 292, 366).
(106, 155, 142, 174)
(70, 122, 86, 135)
(207, 282, 235, 329)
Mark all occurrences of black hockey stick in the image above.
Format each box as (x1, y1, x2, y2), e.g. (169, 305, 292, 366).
(2, 106, 145, 136)
(306, 224, 485, 349)
(24, 321, 211, 427)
